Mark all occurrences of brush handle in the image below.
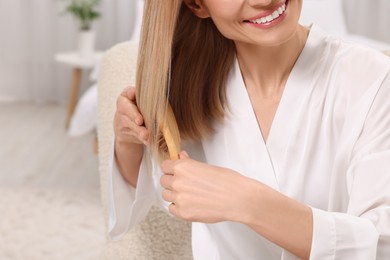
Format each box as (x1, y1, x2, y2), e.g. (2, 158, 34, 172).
(161, 104, 181, 160)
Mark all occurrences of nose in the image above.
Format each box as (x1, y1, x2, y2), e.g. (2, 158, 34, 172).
(246, 0, 274, 8)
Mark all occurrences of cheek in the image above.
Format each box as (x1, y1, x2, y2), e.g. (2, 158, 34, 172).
(207, 19, 239, 43)
(205, 0, 242, 22)
(205, 2, 243, 38)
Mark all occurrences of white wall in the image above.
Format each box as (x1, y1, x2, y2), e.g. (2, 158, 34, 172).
(0, 0, 388, 103)
(0, 0, 139, 103)
(344, 0, 390, 43)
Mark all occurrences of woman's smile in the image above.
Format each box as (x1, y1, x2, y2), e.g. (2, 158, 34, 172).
(244, 0, 288, 29)
(193, 0, 301, 46)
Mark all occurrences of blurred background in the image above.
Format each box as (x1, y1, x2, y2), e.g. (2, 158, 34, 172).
(0, 0, 143, 259)
(0, 0, 388, 259)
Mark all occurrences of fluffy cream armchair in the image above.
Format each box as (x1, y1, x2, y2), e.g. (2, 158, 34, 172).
(98, 41, 192, 259)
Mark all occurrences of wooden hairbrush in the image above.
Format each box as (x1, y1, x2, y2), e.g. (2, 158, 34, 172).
(158, 104, 181, 160)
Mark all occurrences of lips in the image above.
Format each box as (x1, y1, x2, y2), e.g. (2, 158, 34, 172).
(244, 1, 288, 25)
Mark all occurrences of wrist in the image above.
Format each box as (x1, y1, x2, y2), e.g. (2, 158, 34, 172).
(229, 176, 266, 225)
(114, 138, 144, 187)
(239, 179, 281, 228)
(115, 136, 142, 148)
(238, 180, 313, 258)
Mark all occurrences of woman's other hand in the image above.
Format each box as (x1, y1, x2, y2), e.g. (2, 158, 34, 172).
(113, 86, 149, 187)
(160, 151, 254, 223)
(114, 86, 149, 146)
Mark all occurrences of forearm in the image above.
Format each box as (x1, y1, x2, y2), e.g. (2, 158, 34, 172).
(238, 179, 313, 259)
(114, 139, 144, 187)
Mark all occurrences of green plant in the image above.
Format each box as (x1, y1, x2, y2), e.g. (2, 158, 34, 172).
(65, 0, 101, 31)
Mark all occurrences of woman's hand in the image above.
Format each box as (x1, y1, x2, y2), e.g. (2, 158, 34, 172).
(161, 152, 313, 259)
(160, 151, 254, 223)
(113, 86, 149, 146)
(113, 86, 149, 187)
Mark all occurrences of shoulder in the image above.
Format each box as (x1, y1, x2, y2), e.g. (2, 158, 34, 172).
(332, 41, 390, 78)
(333, 42, 389, 98)
(308, 26, 390, 100)
(318, 26, 390, 77)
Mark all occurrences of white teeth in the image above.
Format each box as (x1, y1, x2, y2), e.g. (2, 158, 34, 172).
(249, 3, 286, 24)
(272, 10, 279, 19)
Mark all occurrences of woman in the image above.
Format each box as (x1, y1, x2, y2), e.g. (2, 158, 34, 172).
(111, 0, 390, 259)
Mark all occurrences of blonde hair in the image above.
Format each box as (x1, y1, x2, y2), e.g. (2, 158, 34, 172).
(136, 1, 235, 160)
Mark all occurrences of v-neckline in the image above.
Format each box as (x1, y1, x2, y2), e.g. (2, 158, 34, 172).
(265, 25, 322, 153)
(235, 43, 311, 148)
(235, 58, 297, 150)
(230, 25, 323, 178)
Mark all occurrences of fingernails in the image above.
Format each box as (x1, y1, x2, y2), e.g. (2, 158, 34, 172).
(179, 151, 189, 159)
(140, 134, 148, 146)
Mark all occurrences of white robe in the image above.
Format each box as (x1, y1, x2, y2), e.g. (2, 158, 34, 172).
(107, 25, 390, 259)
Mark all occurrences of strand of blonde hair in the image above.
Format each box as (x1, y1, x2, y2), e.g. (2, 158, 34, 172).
(136, 0, 182, 160)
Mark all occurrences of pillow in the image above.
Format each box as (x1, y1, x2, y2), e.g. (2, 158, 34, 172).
(68, 84, 98, 136)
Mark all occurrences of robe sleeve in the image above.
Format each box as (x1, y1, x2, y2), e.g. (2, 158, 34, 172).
(310, 73, 390, 259)
(107, 140, 165, 241)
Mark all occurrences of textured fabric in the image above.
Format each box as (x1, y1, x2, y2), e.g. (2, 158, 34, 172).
(97, 41, 192, 259)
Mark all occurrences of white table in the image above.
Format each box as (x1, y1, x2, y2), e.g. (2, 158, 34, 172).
(55, 52, 103, 128)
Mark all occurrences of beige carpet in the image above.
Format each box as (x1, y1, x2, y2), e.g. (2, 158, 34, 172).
(0, 103, 105, 260)
(0, 188, 105, 260)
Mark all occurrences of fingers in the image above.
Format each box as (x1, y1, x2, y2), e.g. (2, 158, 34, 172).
(160, 160, 177, 202)
(160, 151, 190, 198)
(168, 203, 179, 218)
(137, 127, 149, 144)
(162, 188, 175, 202)
(114, 86, 149, 145)
(160, 172, 174, 189)
(114, 108, 148, 140)
(160, 154, 191, 218)
(120, 86, 137, 103)
(161, 151, 191, 177)
(160, 173, 175, 204)
(116, 92, 144, 126)
(161, 159, 176, 176)
(179, 151, 190, 159)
